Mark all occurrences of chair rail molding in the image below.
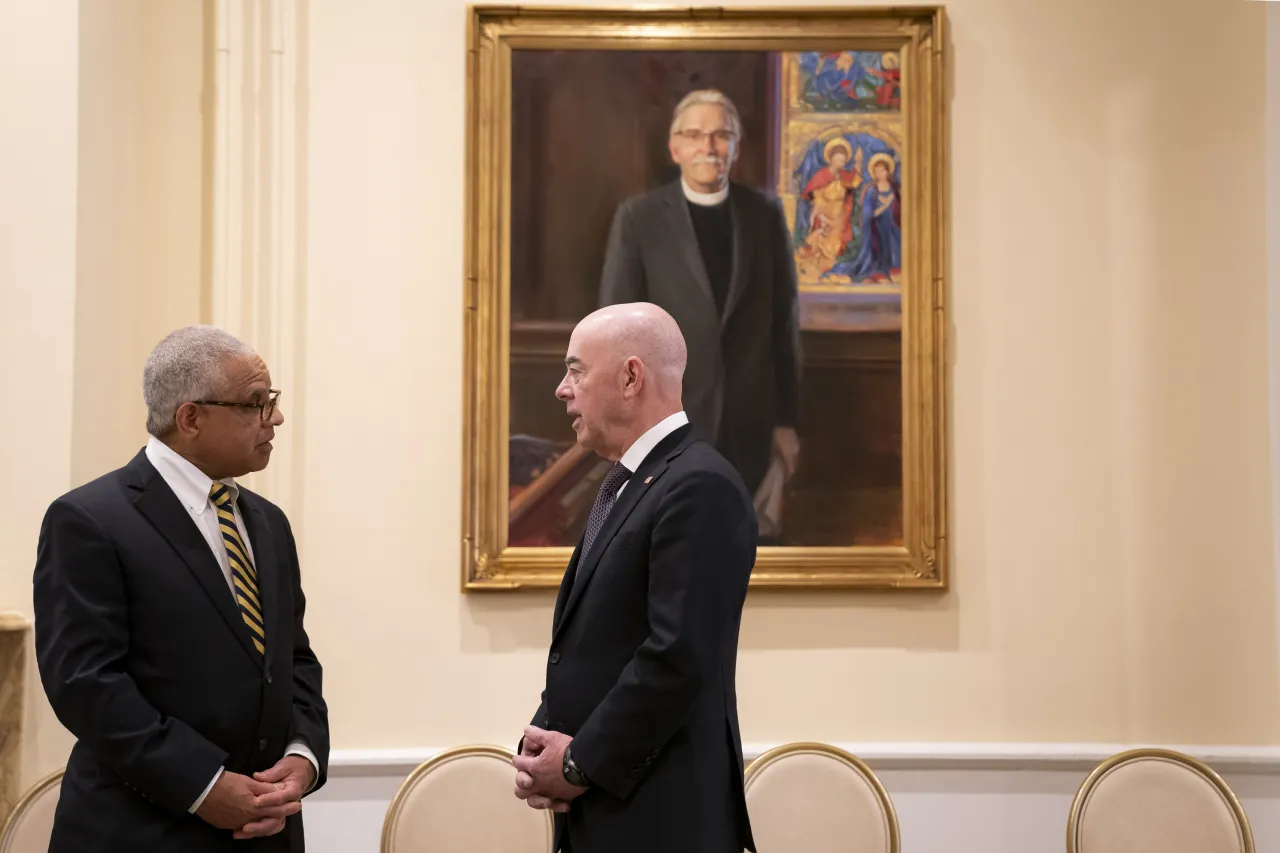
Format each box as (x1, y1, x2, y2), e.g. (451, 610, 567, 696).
(324, 742, 1280, 777)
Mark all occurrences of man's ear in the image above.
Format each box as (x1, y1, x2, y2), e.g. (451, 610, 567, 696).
(172, 401, 201, 439)
(622, 357, 645, 396)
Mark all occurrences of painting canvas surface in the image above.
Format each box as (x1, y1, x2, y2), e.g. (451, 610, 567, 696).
(506, 48, 905, 552)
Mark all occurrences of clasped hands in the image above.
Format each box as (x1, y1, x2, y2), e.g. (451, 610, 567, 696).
(196, 755, 315, 839)
(512, 726, 588, 813)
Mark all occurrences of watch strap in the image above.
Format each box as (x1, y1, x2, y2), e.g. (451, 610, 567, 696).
(563, 746, 591, 787)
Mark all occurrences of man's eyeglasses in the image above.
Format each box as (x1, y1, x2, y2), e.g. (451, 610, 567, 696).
(673, 129, 736, 146)
(192, 389, 282, 423)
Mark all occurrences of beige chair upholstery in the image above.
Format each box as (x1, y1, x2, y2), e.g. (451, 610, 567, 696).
(744, 742, 899, 853)
(381, 744, 553, 853)
(1067, 747, 1254, 853)
(0, 769, 63, 853)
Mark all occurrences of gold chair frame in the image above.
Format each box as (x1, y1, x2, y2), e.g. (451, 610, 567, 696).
(745, 741, 900, 853)
(380, 744, 553, 853)
(0, 768, 64, 853)
(1066, 747, 1255, 853)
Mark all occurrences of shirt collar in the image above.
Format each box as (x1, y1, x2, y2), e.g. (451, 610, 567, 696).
(144, 435, 239, 516)
(681, 177, 729, 207)
(618, 411, 689, 474)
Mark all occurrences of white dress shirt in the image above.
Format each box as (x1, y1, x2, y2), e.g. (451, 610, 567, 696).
(144, 437, 318, 812)
(615, 411, 689, 497)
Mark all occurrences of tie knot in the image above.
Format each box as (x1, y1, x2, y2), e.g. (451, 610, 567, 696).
(209, 483, 232, 506)
(601, 462, 630, 492)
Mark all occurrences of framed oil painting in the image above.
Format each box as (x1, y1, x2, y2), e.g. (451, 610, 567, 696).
(462, 5, 948, 590)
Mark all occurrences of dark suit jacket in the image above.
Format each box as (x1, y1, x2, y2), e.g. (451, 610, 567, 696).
(599, 179, 801, 496)
(32, 449, 330, 852)
(529, 424, 757, 853)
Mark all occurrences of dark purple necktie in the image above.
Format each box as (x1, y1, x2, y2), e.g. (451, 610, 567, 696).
(578, 461, 631, 575)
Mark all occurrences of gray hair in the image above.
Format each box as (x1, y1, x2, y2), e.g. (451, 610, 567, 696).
(143, 325, 256, 437)
(669, 89, 742, 139)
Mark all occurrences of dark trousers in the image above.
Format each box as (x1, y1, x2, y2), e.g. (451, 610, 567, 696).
(562, 829, 742, 853)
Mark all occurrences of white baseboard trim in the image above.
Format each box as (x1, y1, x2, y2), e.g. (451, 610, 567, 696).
(327, 741, 1280, 777)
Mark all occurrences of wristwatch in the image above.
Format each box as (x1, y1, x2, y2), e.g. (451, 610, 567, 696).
(562, 746, 591, 788)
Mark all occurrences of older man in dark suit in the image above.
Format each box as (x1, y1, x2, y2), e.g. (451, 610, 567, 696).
(33, 325, 329, 852)
(598, 88, 802, 538)
(512, 303, 757, 853)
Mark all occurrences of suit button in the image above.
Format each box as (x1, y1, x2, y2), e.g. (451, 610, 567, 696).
(258, 738, 267, 750)
(549, 652, 560, 664)
(630, 768, 641, 778)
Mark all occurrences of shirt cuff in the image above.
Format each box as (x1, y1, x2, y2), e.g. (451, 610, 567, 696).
(286, 740, 320, 793)
(189, 766, 224, 813)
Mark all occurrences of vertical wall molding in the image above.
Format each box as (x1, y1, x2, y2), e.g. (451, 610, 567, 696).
(1268, 2, 1280, 689)
(206, 0, 306, 515)
(1267, 3, 1280, 689)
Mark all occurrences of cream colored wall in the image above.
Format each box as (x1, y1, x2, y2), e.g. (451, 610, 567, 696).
(71, 0, 206, 490)
(0, 0, 81, 785)
(0, 0, 78, 625)
(3, 0, 1277, 786)
(73, 0, 204, 491)
(301, 0, 1278, 751)
(71, 0, 145, 487)
(0, 0, 207, 781)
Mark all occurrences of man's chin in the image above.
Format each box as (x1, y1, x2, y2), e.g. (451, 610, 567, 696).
(689, 172, 725, 190)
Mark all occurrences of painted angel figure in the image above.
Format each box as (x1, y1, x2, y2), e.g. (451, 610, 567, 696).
(798, 137, 863, 268)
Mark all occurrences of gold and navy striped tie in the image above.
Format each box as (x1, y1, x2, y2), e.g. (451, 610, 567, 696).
(209, 483, 265, 655)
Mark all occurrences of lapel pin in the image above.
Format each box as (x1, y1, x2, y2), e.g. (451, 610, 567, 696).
(644, 476, 653, 484)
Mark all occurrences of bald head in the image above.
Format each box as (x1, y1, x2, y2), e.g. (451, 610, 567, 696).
(556, 302, 688, 460)
(578, 302, 686, 394)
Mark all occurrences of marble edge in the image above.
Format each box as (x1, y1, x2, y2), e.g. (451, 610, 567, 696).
(0, 613, 31, 633)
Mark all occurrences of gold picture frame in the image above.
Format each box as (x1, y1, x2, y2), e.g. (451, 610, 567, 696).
(462, 4, 948, 590)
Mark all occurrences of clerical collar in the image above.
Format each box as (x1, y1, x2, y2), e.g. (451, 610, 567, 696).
(681, 177, 728, 206)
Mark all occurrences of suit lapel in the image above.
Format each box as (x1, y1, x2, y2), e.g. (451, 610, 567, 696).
(130, 457, 264, 667)
(553, 462, 665, 642)
(238, 494, 279, 671)
(721, 187, 754, 329)
(551, 542, 582, 633)
(662, 182, 717, 314)
(552, 425, 694, 640)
